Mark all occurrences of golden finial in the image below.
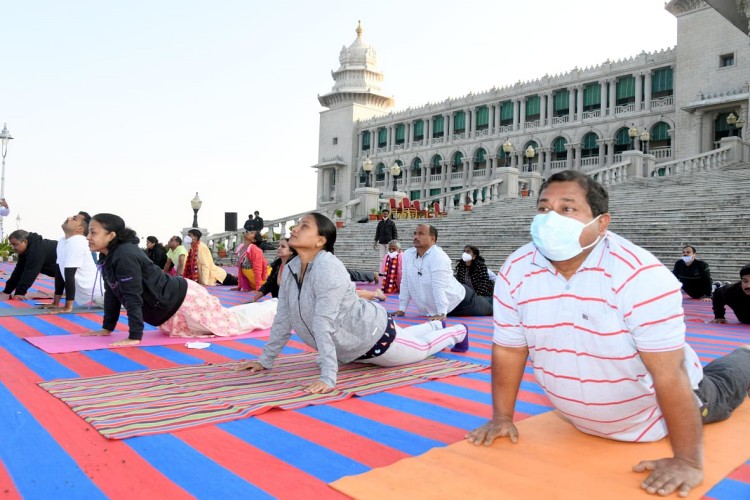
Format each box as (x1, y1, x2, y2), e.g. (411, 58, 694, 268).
(356, 20, 363, 38)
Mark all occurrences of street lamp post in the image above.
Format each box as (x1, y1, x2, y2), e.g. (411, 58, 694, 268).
(628, 124, 638, 151)
(640, 130, 650, 155)
(390, 162, 401, 192)
(502, 139, 513, 167)
(727, 112, 738, 136)
(0, 124, 13, 238)
(15, 214, 20, 230)
(191, 192, 202, 228)
(362, 157, 373, 187)
(525, 145, 535, 172)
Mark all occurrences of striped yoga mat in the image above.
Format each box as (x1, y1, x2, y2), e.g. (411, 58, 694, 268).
(39, 352, 486, 440)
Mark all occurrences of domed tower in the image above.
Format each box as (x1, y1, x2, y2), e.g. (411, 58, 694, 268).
(314, 22, 394, 210)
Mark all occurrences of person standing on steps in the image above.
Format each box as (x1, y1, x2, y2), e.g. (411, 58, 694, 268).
(373, 208, 398, 262)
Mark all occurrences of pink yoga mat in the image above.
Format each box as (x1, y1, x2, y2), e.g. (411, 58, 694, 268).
(25, 328, 271, 354)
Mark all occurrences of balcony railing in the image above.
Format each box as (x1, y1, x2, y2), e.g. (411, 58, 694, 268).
(429, 174, 442, 182)
(452, 132, 465, 141)
(432, 137, 444, 144)
(580, 157, 599, 167)
(524, 120, 539, 129)
(450, 172, 463, 180)
(615, 103, 636, 114)
(582, 110, 600, 120)
(552, 115, 569, 125)
(652, 147, 672, 160)
(550, 160, 567, 170)
(651, 96, 674, 109)
(472, 168, 486, 178)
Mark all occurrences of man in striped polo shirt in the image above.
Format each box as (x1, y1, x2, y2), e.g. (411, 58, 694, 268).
(467, 170, 750, 497)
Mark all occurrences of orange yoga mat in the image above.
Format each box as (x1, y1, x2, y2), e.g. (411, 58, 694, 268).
(331, 401, 750, 499)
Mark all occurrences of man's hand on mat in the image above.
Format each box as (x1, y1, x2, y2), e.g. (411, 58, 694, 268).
(245, 291, 263, 303)
(392, 310, 405, 316)
(305, 380, 333, 394)
(43, 304, 75, 314)
(709, 318, 727, 324)
(233, 361, 266, 372)
(81, 329, 112, 337)
(633, 457, 703, 497)
(465, 416, 519, 446)
(110, 339, 141, 347)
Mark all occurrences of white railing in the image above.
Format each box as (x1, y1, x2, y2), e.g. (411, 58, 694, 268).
(376, 147, 387, 154)
(394, 144, 404, 151)
(651, 96, 674, 109)
(475, 129, 489, 137)
(412, 139, 423, 147)
(432, 137, 444, 144)
(497, 124, 513, 134)
(552, 115, 569, 125)
(524, 120, 539, 129)
(582, 110, 600, 120)
(615, 103, 636, 114)
(410, 178, 506, 215)
(580, 157, 599, 167)
(649, 146, 732, 177)
(452, 132, 465, 141)
(550, 160, 567, 170)
(375, 180, 386, 187)
(651, 147, 672, 160)
(473, 168, 486, 177)
(429, 174, 442, 182)
(613, 154, 623, 164)
(450, 172, 463, 180)
(411, 175, 422, 183)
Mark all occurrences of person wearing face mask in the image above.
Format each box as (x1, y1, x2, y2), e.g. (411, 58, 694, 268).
(455, 245, 494, 298)
(183, 229, 238, 286)
(672, 245, 713, 299)
(467, 170, 750, 498)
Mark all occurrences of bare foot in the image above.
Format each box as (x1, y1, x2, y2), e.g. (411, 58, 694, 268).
(81, 329, 112, 337)
(374, 290, 387, 301)
(110, 339, 141, 347)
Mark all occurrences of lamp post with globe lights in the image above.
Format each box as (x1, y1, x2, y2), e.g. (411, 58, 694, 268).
(640, 130, 650, 155)
(390, 162, 401, 192)
(362, 157, 373, 187)
(0, 124, 13, 237)
(502, 139, 513, 167)
(191, 192, 202, 228)
(525, 145, 536, 172)
(628, 124, 638, 150)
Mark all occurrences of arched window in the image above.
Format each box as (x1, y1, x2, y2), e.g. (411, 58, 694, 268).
(430, 155, 442, 176)
(474, 148, 487, 170)
(614, 127, 631, 154)
(581, 132, 599, 158)
(552, 137, 567, 161)
(375, 162, 386, 181)
(650, 121, 672, 149)
(452, 152, 464, 172)
(411, 157, 423, 175)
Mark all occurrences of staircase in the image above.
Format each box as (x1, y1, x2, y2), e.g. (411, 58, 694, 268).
(330, 163, 750, 282)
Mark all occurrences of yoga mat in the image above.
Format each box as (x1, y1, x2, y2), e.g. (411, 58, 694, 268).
(331, 401, 750, 499)
(0, 305, 102, 317)
(39, 353, 486, 440)
(25, 327, 272, 354)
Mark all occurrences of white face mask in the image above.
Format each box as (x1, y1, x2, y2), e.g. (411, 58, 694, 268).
(681, 255, 693, 264)
(183, 236, 192, 245)
(530, 211, 601, 262)
(388, 251, 398, 259)
(461, 252, 473, 262)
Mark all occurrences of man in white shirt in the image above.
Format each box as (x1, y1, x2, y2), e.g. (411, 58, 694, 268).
(45, 211, 104, 313)
(393, 224, 492, 321)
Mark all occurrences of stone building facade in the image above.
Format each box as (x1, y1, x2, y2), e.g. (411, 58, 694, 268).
(313, 1, 749, 215)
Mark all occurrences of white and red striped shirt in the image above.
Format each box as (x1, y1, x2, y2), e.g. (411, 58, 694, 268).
(493, 231, 703, 442)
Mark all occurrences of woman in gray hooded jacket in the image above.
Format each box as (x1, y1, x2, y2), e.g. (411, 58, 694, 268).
(235, 212, 469, 393)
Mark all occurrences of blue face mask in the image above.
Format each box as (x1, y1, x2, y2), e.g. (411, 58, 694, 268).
(530, 211, 602, 261)
(681, 255, 693, 264)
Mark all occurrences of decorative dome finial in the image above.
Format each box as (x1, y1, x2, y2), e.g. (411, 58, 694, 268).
(356, 20, 363, 38)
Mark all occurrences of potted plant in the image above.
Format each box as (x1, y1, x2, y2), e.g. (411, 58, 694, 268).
(335, 209, 345, 228)
(216, 242, 227, 258)
(520, 184, 530, 197)
(369, 208, 378, 221)
(463, 199, 473, 211)
(0, 238, 12, 262)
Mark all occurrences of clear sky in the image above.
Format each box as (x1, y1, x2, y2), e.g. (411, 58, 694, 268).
(0, 0, 676, 243)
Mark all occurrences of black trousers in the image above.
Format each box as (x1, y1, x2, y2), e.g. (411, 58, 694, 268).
(448, 285, 493, 317)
